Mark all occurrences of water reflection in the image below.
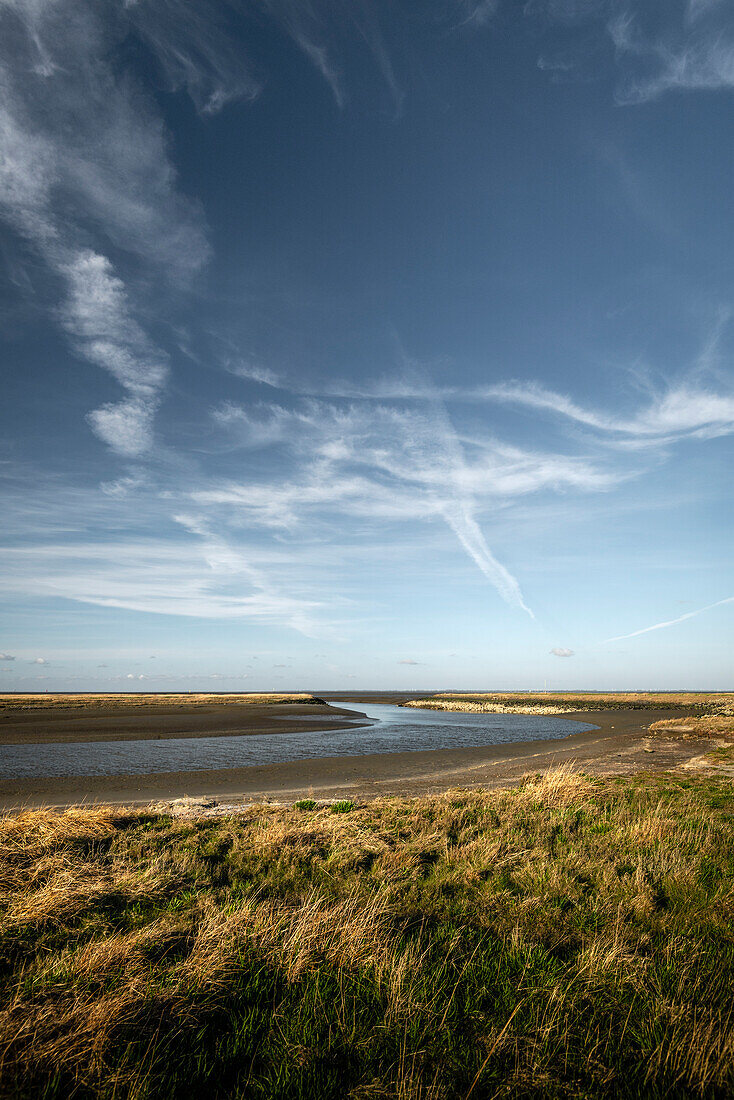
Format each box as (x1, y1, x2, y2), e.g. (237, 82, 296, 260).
(0, 701, 596, 779)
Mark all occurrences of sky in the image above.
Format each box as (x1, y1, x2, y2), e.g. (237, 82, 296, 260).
(1, 0, 733, 692)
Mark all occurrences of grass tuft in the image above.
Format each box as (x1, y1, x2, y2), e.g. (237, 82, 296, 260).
(0, 770, 732, 1098)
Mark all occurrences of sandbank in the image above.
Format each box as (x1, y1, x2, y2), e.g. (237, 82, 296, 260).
(0, 697, 368, 745)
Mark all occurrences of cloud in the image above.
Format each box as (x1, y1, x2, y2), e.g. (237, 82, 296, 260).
(59, 249, 170, 396)
(0, 654, 15, 661)
(609, 4, 734, 104)
(204, 389, 623, 614)
(601, 596, 734, 645)
(211, 402, 310, 450)
(259, 0, 403, 114)
(32, 657, 46, 664)
(532, 1, 734, 104)
(88, 400, 158, 459)
(127, 0, 262, 115)
(0, 516, 323, 635)
(4, 343, 724, 641)
(0, 0, 414, 459)
(100, 471, 150, 498)
(457, 1, 500, 29)
(549, 647, 574, 657)
(0, 2, 209, 271)
(0, 0, 209, 455)
(296, 364, 734, 452)
(225, 362, 284, 388)
(479, 380, 734, 446)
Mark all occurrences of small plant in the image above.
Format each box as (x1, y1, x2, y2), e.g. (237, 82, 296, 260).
(294, 799, 317, 811)
(330, 800, 354, 813)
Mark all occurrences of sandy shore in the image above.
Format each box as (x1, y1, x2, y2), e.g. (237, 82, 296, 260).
(0, 706, 717, 810)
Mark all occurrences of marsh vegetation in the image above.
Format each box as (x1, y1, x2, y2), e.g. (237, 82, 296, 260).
(404, 692, 734, 716)
(0, 693, 324, 715)
(0, 768, 732, 1098)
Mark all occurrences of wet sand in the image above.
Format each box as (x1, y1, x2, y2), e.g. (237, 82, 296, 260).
(0, 701, 368, 745)
(0, 707, 715, 810)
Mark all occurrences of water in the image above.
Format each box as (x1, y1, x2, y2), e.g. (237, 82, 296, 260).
(0, 701, 597, 779)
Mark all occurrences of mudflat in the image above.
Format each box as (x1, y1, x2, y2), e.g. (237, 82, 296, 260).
(0, 694, 368, 745)
(0, 706, 717, 809)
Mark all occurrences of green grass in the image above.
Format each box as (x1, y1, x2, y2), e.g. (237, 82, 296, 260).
(0, 768, 732, 1099)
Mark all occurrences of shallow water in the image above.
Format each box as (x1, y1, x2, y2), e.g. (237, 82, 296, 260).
(0, 701, 597, 779)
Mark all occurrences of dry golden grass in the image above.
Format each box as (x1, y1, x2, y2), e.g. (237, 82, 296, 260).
(0, 692, 321, 714)
(403, 699, 578, 714)
(649, 714, 734, 737)
(405, 691, 734, 715)
(0, 770, 732, 1098)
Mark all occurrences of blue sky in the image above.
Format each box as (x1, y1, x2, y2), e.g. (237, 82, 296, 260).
(1, 0, 733, 691)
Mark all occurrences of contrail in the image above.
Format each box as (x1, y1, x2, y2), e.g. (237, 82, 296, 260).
(601, 596, 734, 645)
(393, 359, 534, 617)
(442, 502, 534, 617)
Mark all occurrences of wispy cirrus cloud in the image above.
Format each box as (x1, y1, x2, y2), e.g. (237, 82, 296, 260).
(476, 380, 734, 446)
(531, 0, 734, 104)
(127, 0, 262, 115)
(240, 362, 734, 451)
(203, 391, 619, 614)
(0, 352, 726, 642)
(0, 0, 416, 458)
(0, 536, 322, 635)
(456, 0, 500, 29)
(204, 351, 734, 634)
(0, 459, 326, 634)
(259, 0, 403, 114)
(608, 2, 734, 104)
(0, 0, 210, 455)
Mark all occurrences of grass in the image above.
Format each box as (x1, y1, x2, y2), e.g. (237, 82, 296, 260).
(649, 714, 734, 738)
(0, 693, 324, 713)
(404, 692, 734, 715)
(0, 768, 733, 1098)
(647, 715, 734, 775)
